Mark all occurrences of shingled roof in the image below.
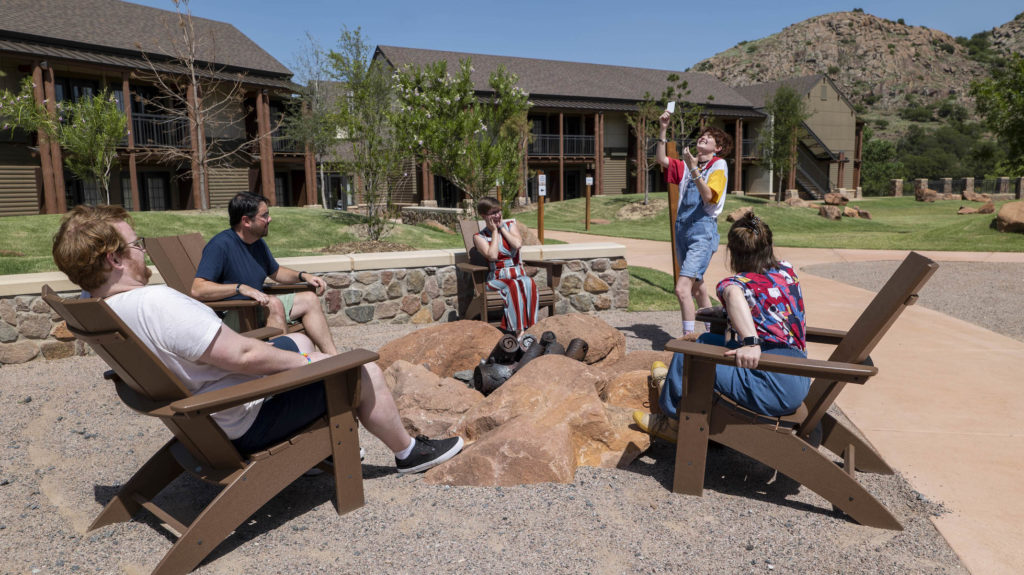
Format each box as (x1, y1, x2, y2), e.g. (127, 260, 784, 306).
(375, 45, 758, 114)
(0, 0, 291, 78)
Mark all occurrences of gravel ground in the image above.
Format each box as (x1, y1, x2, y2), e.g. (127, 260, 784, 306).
(2, 261, 1002, 575)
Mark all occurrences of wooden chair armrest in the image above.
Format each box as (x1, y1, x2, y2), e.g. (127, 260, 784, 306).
(262, 282, 312, 294)
(522, 259, 564, 288)
(169, 349, 379, 416)
(664, 339, 877, 383)
(805, 326, 848, 345)
(695, 306, 729, 334)
(456, 261, 488, 274)
(239, 326, 284, 340)
(205, 299, 261, 311)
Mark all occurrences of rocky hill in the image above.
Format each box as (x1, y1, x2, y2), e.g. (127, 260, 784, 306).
(692, 11, 1018, 123)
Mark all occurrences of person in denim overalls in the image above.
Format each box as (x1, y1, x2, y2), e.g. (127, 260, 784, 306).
(655, 112, 734, 339)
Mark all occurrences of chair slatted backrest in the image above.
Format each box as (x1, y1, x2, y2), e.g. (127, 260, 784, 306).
(42, 285, 244, 470)
(458, 219, 489, 267)
(800, 251, 938, 435)
(147, 233, 207, 295)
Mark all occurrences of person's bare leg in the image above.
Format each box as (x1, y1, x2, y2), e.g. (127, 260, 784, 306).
(263, 295, 287, 332)
(288, 291, 338, 354)
(693, 280, 711, 310)
(275, 333, 315, 354)
(675, 275, 696, 327)
(356, 362, 413, 453)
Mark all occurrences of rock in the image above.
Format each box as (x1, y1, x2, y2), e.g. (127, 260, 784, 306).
(856, 207, 872, 220)
(0, 341, 39, 364)
(600, 370, 650, 411)
(594, 350, 674, 395)
(818, 205, 842, 220)
(783, 197, 812, 208)
(726, 206, 753, 222)
(995, 201, 1024, 233)
(516, 221, 541, 246)
(823, 192, 849, 206)
(40, 340, 76, 361)
(0, 322, 17, 343)
(915, 188, 938, 202)
(383, 360, 483, 437)
(426, 354, 640, 485)
(978, 200, 995, 214)
(957, 206, 979, 215)
(524, 314, 625, 368)
(376, 320, 502, 376)
(842, 206, 859, 218)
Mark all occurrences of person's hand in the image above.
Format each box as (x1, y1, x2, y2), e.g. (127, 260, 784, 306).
(484, 211, 501, 231)
(725, 344, 761, 369)
(306, 350, 331, 362)
(239, 284, 271, 306)
(681, 145, 697, 170)
(659, 111, 671, 130)
(306, 274, 326, 296)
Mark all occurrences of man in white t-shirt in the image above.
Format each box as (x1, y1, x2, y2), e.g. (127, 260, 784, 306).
(52, 205, 462, 474)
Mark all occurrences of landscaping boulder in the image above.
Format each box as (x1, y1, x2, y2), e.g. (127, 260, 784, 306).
(823, 192, 849, 206)
(783, 197, 813, 208)
(855, 207, 872, 220)
(916, 188, 938, 202)
(376, 320, 502, 376)
(524, 313, 626, 368)
(957, 206, 979, 215)
(819, 205, 842, 220)
(995, 201, 1024, 233)
(516, 221, 541, 246)
(978, 200, 995, 214)
(383, 360, 483, 437)
(843, 206, 859, 218)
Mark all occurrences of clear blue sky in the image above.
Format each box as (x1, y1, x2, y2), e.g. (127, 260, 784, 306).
(129, 0, 1022, 74)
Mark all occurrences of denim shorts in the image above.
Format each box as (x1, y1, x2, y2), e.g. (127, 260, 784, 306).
(676, 221, 719, 281)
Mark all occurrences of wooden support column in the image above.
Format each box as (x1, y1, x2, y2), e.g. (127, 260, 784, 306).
(31, 64, 57, 214)
(420, 160, 435, 206)
(122, 72, 140, 211)
(853, 123, 864, 189)
(593, 112, 602, 196)
(787, 138, 797, 191)
(667, 141, 680, 275)
(558, 111, 564, 202)
(636, 122, 645, 196)
(41, 65, 66, 212)
(304, 143, 316, 206)
(837, 151, 846, 190)
(186, 85, 202, 210)
(256, 90, 275, 205)
(733, 119, 743, 192)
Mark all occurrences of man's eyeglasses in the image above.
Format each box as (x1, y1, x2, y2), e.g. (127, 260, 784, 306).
(126, 237, 147, 252)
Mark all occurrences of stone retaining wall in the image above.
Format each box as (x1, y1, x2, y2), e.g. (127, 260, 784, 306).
(0, 243, 628, 365)
(399, 206, 467, 229)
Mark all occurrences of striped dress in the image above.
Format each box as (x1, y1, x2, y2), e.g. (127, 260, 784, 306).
(476, 220, 539, 332)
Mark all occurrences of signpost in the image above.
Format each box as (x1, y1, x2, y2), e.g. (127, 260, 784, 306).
(667, 142, 680, 276)
(537, 172, 546, 244)
(585, 175, 593, 231)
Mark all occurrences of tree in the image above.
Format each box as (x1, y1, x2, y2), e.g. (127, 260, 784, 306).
(58, 90, 127, 204)
(392, 59, 530, 213)
(328, 26, 407, 240)
(2, 78, 127, 203)
(282, 33, 342, 210)
(971, 53, 1024, 176)
(134, 0, 256, 210)
(859, 128, 904, 196)
(760, 85, 809, 202)
(625, 74, 705, 204)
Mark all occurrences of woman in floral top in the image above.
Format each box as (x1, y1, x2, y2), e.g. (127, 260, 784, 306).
(635, 212, 811, 442)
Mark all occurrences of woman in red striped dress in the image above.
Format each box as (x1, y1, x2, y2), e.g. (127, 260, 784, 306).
(473, 197, 539, 335)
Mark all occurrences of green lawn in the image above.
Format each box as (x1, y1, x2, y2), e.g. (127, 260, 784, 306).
(514, 193, 1024, 252)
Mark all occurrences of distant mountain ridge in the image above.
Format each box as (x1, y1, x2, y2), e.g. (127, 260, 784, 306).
(694, 11, 1022, 119)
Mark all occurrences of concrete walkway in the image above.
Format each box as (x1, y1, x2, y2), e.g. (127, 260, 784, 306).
(546, 230, 1024, 575)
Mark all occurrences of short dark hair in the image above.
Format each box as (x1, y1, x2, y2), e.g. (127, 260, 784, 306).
(229, 192, 267, 228)
(701, 127, 734, 158)
(726, 211, 779, 274)
(476, 197, 501, 216)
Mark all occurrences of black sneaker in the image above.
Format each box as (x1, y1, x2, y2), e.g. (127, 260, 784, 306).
(395, 435, 464, 474)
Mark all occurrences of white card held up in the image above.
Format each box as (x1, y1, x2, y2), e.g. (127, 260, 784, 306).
(666, 101, 676, 114)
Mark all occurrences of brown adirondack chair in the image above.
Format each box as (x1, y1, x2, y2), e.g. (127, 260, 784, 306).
(669, 251, 939, 530)
(456, 219, 562, 327)
(42, 285, 373, 575)
(146, 233, 308, 334)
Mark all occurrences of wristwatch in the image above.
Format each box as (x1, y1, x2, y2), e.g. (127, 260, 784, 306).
(741, 336, 762, 347)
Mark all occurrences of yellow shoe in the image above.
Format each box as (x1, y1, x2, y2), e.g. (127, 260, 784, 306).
(632, 411, 679, 443)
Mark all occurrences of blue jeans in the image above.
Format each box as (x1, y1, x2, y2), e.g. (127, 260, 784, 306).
(659, 333, 811, 418)
(231, 337, 327, 454)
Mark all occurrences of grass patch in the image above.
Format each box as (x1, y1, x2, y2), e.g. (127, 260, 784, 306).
(515, 194, 1024, 252)
(629, 266, 679, 311)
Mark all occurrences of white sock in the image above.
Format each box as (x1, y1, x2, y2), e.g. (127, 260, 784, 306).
(704, 322, 712, 332)
(683, 321, 695, 334)
(395, 437, 416, 460)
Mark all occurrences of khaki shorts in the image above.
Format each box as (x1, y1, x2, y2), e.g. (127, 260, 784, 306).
(222, 292, 298, 332)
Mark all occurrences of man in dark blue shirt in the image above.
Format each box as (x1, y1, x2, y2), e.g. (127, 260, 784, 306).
(193, 192, 337, 354)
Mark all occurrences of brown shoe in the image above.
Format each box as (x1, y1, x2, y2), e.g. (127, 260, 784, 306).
(632, 411, 679, 443)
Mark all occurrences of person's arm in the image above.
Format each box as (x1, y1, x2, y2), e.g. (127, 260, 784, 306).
(496, 220, 523, 251)
(692, 160, 726, 206)
(655, 111, 671, 168)
(474, 230, 501, 262)
(198, 325, 329, 375)
(721, 284, 761, 369)
(192, 276, 272, 306)
(269, 266, 326, 296)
